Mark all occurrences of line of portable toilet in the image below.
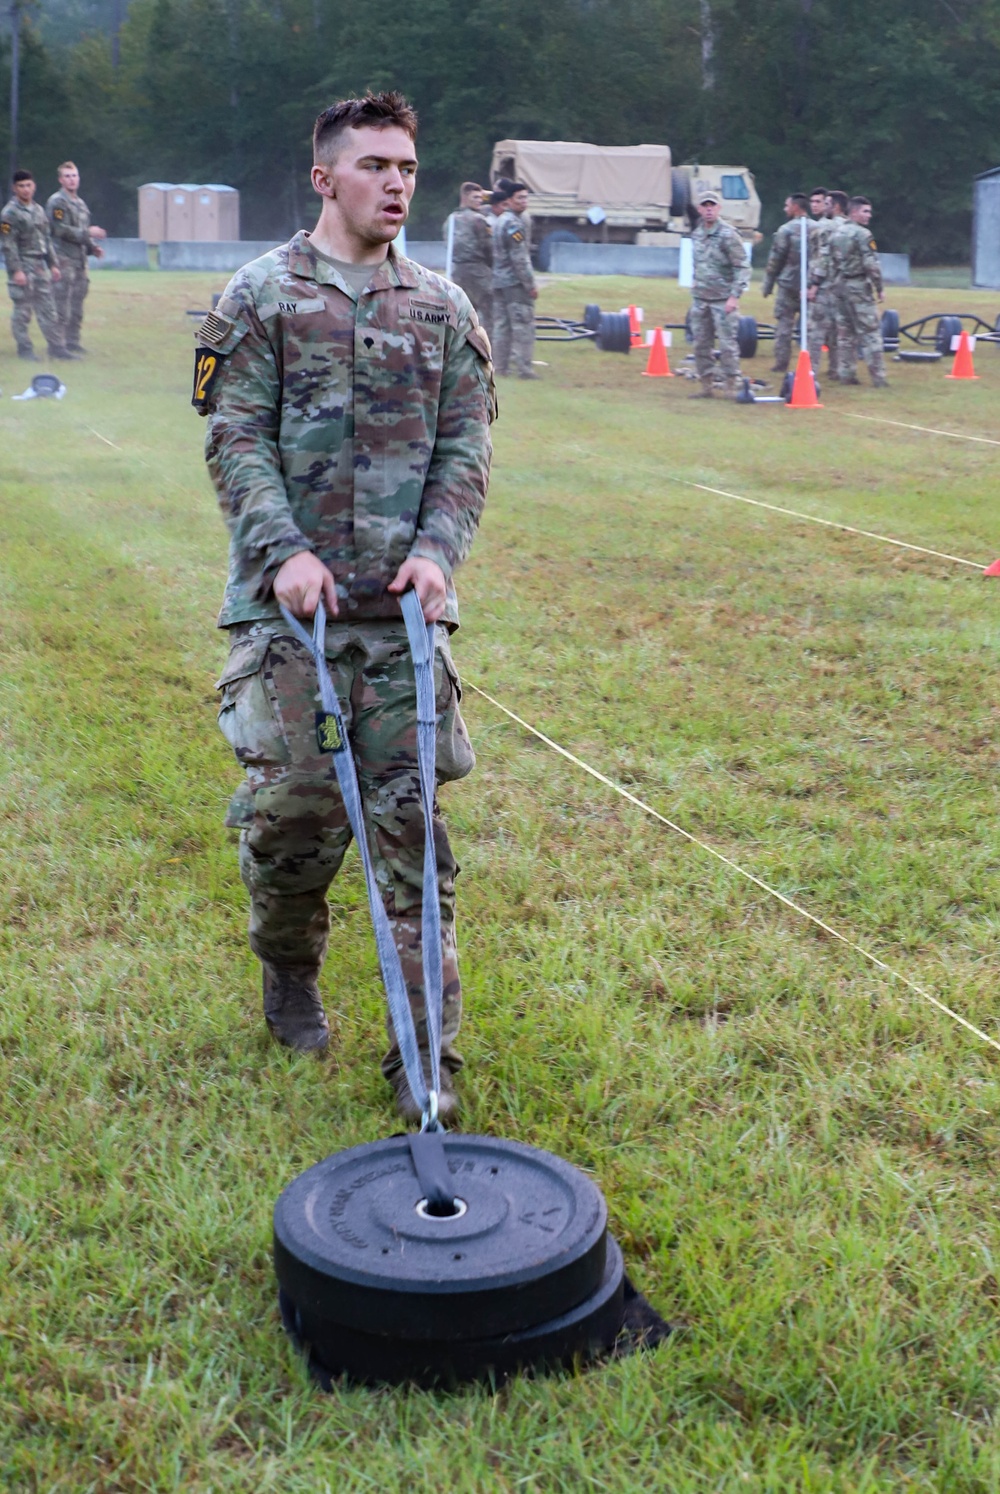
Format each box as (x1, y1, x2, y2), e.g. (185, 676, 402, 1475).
(139, 183, 240, 244)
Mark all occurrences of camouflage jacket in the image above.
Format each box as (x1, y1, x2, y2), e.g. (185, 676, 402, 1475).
(46, 189, 99, 264)
(197, 232, 495, 630)
(808, 217, 834, 288)
(821, 219, 882, 294)
(492, 210, 534, 292)
(691, 219, 750, 302)
(762, 218, 816, 295)
(447, 207, 493, 272)
(0, 197, 57, 275)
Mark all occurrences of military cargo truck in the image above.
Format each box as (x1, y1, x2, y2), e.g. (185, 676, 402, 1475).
(490, 140, 760, 270)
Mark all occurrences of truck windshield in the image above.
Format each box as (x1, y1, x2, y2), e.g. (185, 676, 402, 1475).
(722, 175, 750, 200)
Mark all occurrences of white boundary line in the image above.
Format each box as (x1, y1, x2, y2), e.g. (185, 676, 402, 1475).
(469, 684, 1000, 1057)
(843, 412, 1000, 447)
(668, 477, 987, 571)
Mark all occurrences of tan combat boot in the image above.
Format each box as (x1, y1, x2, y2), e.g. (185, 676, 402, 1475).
(261, 961, 330, 1052)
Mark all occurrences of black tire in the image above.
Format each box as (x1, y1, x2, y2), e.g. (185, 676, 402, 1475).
(670, 168, 691, 219)
(583, 303, 602, 332)
(935, 315, 963, 354)
(737, 314, 758, 359)
(881, 308, 900, 345)
(780, 372, 794, 402)
(595, 311, 632, 354)
(535, 229, 581, 272)
(684, 307, 694, 344)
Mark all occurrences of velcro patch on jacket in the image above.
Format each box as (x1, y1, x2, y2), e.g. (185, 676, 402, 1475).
(192, 346, 226, 415)
(197, 310, 237, 348)
(509, 229, 524, 242)
(0, 222, 9, 235)
(315, 712, 344, 753)
(53, 208, 65, 220)
(404, 297, 453, 326)
(257, 297, 325, 320)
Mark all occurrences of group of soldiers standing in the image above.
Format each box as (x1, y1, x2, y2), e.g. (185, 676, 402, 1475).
(1, 163, 106, 360)
(444, 179, 539, 379)
(762, 187, 888, 387)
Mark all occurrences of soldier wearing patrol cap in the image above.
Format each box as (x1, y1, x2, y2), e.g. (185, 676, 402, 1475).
(445, 181, 493, 337)
(688, 188, 750, 398)
(0, 170, 74, 361)
(491, 181, 538, 379)
(197, 90, 494, 1123)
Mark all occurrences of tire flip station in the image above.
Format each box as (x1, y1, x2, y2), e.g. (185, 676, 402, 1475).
(272, 593, 669, 1389)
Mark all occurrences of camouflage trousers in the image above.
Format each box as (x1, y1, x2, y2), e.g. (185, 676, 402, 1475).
(54, 255, 89, 349)
(771, 283, 799, 370)
(453, 265, 493, 341)
(807, 286, 841, 374)
(492, 287, 535, 376)
(6, 260, 65, 356)
(216, 617, 476, 1078)
(833, 281, 885, 382)
(691, 298, 741, 382)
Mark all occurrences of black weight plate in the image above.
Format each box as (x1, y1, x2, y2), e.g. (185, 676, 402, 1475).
(595, 311, 632, 354)
(935, 315, 963, 354)
(274, 1135, 608, 1342)
(583, 302, 602, 332)
(895, 349, 942, 362)
(736, 314, 758, 359)
(280, 1234, 626, 1388)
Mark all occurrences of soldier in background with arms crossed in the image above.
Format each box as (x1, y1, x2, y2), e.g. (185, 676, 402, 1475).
(491, 181, 538, 379)
(688, 188, 750, 398)
(46, 161, 107, 354)
(446, 181, 493, 337)
(761, 193, 813, 374)
(806, 187, 837, 375)
(822, 194, 887, 387)
(0, 170, 74, 361)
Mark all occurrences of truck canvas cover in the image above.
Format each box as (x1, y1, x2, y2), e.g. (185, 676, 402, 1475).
(491, 141, 673, 209)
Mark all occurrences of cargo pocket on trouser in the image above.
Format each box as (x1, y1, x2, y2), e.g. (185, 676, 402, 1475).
(215, 630, 291, 768)
(434, 630, 476, 784)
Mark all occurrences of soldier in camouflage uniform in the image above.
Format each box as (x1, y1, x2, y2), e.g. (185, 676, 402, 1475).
(198, 92, 494, 1122)
(46, 161, 107, 354)
(806, 188, 844, 375)
(761, 193, 813, 373)
(823, 195, 887, 387)
(445, 181, 493, 337)
(0, 171, 73, 361)
(688, 189, 750, 398)
(491, 182, 538, 379)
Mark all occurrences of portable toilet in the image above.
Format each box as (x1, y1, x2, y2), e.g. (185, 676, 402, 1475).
(165, 185, 199, 240)
(193, 185, 240, 241)
(138, 183, 173, 245)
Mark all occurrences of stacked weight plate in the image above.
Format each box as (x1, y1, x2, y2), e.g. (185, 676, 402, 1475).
(274, 1134, 625, 1387)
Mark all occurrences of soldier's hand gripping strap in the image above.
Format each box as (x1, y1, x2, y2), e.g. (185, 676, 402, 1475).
(278, 592, 446, 1132)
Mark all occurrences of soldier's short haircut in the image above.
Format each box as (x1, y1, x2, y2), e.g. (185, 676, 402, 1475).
(490, 182, 514, 204)
(790, 193, 809, 210)
(828, 190, 849, 213)
(460, 181, 482, 197)
(848, 195, 871, 209)
(809, 187, 828, 198)
(58, 161, 78, 174)
(313, 91, 418, 164)
(510, 182, 529, 194)
(12, 169, 33, 184)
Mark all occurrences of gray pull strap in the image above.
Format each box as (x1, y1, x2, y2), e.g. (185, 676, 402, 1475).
(278, 592, 446, 1131)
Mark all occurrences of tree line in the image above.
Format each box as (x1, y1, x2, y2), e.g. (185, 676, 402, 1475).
(3, 0, 1000, 260)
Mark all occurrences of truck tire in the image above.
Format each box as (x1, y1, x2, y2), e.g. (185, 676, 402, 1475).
(535, 230, 581, 272)
(595, 312, 632, 354)
(670, 169, 691, 219)
(934, 315, 963, 354)
(880, 309, 900, 346)
(583, 303, 602, 332)
(737, 315, 758, 359)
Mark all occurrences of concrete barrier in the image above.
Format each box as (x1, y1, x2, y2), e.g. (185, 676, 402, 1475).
(878, 253, 911, 285)
(91, 238, 150, 269)
(404, 241, 448, 271)
(158, 240, 282, 271)
(549, 242, 680, 277)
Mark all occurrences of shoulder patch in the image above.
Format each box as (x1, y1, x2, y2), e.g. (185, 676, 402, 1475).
(192, 346, 227, 415)
(869, 237, 877, 250)
(509, 229, 524, 242)
(1, 221, 9, 234)
(53, 208, 64, 220)
(196, 310, 238, 348)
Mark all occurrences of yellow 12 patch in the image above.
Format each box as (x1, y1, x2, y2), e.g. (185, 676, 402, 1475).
(191, 346, 225, 415)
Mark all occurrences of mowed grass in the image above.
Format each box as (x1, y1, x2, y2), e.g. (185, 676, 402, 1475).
(1, 266, 999, 1492)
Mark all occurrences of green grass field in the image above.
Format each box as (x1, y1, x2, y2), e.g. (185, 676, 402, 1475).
(2, 268, 1000, 1492)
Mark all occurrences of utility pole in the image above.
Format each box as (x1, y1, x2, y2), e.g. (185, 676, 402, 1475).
(9, 0, 21, 184)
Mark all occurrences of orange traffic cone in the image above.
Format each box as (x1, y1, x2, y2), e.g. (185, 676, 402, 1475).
(946, 329, 978, 380)
(627, 305, 644, 348)
(786, 348, 823, 409)
(642, 327, 673, 377)
(984, 558, 1000, 576)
